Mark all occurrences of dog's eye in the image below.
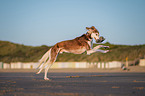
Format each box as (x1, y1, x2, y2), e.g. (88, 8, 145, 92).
(97, 33, 100, 35)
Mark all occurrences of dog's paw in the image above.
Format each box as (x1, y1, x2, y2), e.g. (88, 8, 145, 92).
(104, 50, 109, 53)
(44, 77, 50, 81)
(36, 72, 40, 74)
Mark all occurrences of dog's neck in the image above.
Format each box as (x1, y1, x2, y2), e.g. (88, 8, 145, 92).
(85, 32, 92, 41)
(75, 33, 92, 42)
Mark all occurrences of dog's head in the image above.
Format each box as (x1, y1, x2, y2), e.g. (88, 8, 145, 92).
(86, 26, 100, 42)
(86, 26, 99, 34)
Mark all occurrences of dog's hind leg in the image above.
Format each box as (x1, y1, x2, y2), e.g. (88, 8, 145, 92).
(44, 62, 53, 80)
(36, 49, 52, 74)
(37, 48, 52, 69)
(36, 58, 51, 74)
(44, 45, 60, 80)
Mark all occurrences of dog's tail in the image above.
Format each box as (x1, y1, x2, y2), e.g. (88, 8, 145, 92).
(37, 48, 52, 69)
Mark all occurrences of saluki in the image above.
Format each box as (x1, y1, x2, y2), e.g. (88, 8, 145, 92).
(36, 26, 109, 80)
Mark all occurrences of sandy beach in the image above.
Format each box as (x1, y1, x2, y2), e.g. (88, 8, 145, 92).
(0, 66, 145, 96)
(0, 66, 145, 73)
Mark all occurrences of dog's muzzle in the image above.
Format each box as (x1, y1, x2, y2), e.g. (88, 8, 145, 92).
(95, 36, 105, 43)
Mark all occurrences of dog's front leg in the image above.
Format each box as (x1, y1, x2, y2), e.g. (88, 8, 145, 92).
(87, 49, 109, 55)
(93, 45, 109, 53)
(93, 45, 109, 50)
(94, 49, 109, 53)
(87, 45, 109, 55)
(87, 49, 96, 55)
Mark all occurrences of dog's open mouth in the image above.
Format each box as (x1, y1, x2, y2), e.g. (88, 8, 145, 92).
(96, 36, 105, 43)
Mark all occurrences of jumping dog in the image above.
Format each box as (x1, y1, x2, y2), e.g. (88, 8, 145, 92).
(36, 26, 109, 80)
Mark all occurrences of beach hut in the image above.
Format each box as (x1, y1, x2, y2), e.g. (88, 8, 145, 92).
(0, 62, 3, 69)
(139, 59, 145, 66)
(3, 63, 10, 69)
(108, 61, 122, 68)
(22, 62, 38, 69)
(75, 62, 87, 68)
(11, 62, 22, 69)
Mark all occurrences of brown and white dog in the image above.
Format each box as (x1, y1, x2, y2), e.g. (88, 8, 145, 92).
(36, 26, 109, 80)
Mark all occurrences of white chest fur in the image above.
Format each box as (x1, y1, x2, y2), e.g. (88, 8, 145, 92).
(87, 39, 93, 49)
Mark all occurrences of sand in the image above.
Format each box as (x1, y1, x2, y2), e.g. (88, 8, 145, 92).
(0, 66, 145, 73)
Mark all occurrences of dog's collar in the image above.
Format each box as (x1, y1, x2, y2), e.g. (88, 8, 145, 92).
(86, 32, 92, 40)
(86, 32, 90, 34)
(86, 32, 91, 35)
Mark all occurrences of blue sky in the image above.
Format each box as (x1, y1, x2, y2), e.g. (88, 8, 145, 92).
(0, 0, 145, 46)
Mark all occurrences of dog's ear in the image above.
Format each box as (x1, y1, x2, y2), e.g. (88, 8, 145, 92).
(86, 26, 96, 30)
(91, 26, 99, 33)
(86, 27, 90, 30)
(91, 26, 95, 30)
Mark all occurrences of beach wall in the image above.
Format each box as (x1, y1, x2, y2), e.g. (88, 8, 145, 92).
(0, 61, 122, 69)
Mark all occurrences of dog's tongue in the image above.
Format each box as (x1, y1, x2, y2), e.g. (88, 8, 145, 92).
(96, 36, 105, 43)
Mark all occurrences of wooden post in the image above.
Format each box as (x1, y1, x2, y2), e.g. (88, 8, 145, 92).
(126, 57, 128, 68)
(30, 65, 33, 69)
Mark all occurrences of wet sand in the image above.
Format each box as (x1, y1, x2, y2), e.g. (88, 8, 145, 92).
(0, 66, 145, 73)
(0, 66, 145, 96)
